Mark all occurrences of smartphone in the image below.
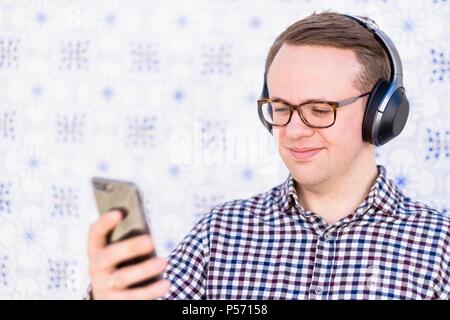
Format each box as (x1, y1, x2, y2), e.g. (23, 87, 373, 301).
(91, 177, 162, 289)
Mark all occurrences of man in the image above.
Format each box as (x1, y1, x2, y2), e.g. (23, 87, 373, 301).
(86, 11, 449, 299)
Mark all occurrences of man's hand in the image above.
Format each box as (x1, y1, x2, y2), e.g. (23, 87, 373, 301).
(87, 210, 171, 299)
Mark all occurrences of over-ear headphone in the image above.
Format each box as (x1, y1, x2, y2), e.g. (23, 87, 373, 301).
(258, 13, 409, 146)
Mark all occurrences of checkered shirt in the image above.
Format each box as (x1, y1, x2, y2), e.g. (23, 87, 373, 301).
(159, 165, 450, 300)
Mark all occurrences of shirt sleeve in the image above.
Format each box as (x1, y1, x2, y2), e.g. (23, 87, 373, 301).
(157, 212, 211, 300)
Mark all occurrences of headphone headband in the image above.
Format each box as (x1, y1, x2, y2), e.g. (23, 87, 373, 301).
(342, 14, 403, 83)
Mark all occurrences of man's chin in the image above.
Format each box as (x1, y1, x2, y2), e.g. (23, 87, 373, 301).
(290, 168, 321, 183)
(282, 157, 327, 185)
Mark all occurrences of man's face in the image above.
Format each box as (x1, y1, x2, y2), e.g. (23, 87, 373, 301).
(267, 44, 373, 188)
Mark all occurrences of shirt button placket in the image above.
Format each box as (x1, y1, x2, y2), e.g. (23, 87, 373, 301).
(309, 231, 335, 299)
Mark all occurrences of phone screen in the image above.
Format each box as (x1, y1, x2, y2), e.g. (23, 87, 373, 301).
(91, 177, 162, 288)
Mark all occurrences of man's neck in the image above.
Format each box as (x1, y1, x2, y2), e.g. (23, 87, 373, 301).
(295, 154, 378, 225)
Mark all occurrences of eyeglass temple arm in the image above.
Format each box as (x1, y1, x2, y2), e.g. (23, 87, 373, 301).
(337, 92, 371, 107)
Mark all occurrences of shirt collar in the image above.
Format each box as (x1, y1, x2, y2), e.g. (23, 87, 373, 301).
(279, 165, 400, 219)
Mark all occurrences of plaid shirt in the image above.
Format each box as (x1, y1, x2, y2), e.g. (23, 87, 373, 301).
(159, 165, 450, 300)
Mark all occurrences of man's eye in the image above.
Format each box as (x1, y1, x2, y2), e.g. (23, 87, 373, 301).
(274, 107, 289, 112)
(312, 108, 331, 114)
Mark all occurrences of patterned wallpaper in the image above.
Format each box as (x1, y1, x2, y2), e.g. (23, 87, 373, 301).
(0, 0, 448, 299)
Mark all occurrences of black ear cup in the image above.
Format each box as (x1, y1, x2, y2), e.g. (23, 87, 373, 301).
(362, 79, 409, 145)
(377, 87, 409, 145)
(362, 80, 390, 144)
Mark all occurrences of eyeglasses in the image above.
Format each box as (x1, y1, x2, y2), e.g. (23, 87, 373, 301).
(257, 91, 371, 128)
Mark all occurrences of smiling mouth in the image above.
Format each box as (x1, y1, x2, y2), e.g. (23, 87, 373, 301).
(288, 147, 324, 161)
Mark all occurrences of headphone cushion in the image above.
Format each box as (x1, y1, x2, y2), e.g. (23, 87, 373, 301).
(362, 80, 390, 144)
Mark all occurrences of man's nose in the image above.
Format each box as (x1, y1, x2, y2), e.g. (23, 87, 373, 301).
(284, 110, 315, 138)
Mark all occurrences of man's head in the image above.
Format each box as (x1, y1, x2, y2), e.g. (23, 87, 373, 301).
(264, 11, 391, 188)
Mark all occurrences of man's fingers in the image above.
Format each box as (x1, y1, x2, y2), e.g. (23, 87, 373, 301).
(87, 210, 123, 259)
(108, 279, 172, 300)
(110, 257, 168, 290)
(92, 235, 154, 272)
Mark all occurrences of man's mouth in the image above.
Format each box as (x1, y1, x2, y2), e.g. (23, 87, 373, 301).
(287, 147, 324, 161)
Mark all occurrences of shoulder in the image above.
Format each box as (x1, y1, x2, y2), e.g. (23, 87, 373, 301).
(395, 188, 450, 247)
(398, 193, 450, 228)
(379, 168, 448, 230)
(193, 181, 285, 228)
(210, 182, 284, 217)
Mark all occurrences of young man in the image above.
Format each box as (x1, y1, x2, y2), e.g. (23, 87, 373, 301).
(86, 11, 449, 300)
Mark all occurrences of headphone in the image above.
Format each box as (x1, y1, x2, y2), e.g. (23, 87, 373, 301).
(258, 13, 409, 146)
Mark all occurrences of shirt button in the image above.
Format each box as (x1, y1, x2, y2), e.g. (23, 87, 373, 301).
(313, 287, 323, 295)
(323, 234, 334, 241)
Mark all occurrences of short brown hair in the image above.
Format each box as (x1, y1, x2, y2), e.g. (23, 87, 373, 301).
(265, 10, 391, 93)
